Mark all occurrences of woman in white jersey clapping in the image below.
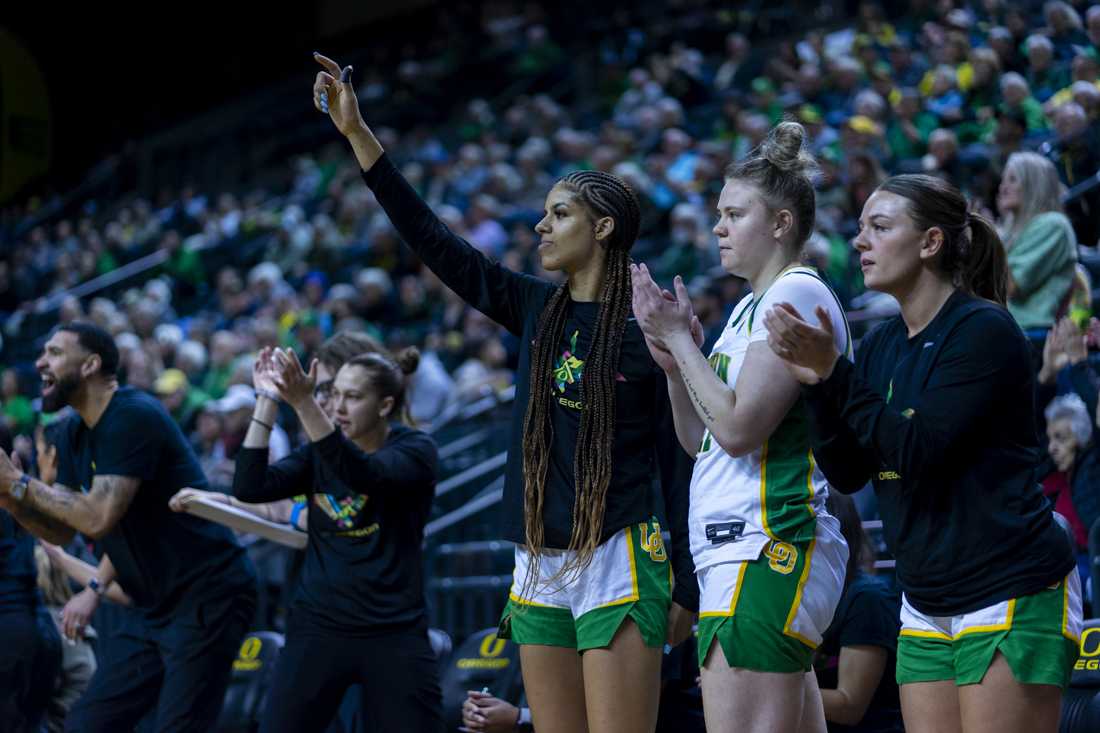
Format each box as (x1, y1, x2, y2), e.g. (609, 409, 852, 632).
(632, 121, 851, 733)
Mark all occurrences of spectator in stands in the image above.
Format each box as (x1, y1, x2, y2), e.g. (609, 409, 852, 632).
(1042, 393, 1098, 557)
(1, 369, 35, 436)
(1038, 317, 1100, 564)
(996, 152, 1078, 334)
(1045, 1, 1089, 61)
(815, 493, 903, 733)
(885, 88, 938, 166)
(1046, 101, 1100, 247)
(922, 128, 965, 182)
(1026, 34, 1070, 102)
(233, 345, 443, 732)
(1089, 5, 1100, 55)
(1000, 72, 1049, 133)
(153, 368, 208, 434)
(203, 330, 242, 399)
(313, 52, 697, 733)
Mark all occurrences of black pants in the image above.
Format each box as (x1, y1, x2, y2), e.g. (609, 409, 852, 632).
(0, 605, 62, 733)
(260, 624, 444, 733)
(65, 585, 255, 733)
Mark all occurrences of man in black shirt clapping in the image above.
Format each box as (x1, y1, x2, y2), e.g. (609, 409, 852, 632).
(0, 322, 257, 733)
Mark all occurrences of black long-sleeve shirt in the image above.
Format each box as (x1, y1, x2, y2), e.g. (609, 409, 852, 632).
(804, 290, 1074, 615)
(234, 425, 437, 634)
(362, 154, 698, 611)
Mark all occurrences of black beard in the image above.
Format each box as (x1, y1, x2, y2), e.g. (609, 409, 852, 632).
(41, 373, 82, 413)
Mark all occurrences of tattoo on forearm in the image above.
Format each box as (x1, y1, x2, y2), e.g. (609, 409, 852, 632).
(681, 372, 715, 423)
(24, 475, 137, 535)
(27, 482, 78, 517)
(10, 501, 72, 540)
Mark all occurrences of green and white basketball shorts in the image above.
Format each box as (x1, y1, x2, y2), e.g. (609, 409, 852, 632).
(897, 570, 1082, 688)
(696, 516, 847, 673)
(498, 518, 672, 651)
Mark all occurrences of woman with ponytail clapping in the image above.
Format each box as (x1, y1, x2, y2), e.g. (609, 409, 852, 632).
(764, 174, 1081, 733)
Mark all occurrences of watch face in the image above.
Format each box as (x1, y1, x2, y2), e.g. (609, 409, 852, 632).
(10, 476, 27, 500)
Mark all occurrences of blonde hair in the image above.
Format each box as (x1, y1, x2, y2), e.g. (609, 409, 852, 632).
(1001, 152, 1065, 246)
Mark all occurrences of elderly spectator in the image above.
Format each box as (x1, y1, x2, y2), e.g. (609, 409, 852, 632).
(1000, 72, 1049, 132)
(1038, 317, 1100, 578)
(1044, 1, 1089, 60)
(1026, 34, 1070, 102)
(1045, 102, 1100, 246)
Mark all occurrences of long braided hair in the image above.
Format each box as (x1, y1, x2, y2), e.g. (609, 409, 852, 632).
(520, 170, 641, 591)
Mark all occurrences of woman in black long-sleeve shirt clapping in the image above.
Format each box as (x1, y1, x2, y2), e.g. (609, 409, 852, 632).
(235, 346, 442, 733)
(762, 174, 1080, 733)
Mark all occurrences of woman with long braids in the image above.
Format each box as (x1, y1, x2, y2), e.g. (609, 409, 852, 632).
(311, 54, 696, 733)
(632, 121, 850, 733)
(763, 174, 1081, 733)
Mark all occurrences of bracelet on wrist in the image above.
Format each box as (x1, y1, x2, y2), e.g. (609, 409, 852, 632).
(251, 417, 274, 431)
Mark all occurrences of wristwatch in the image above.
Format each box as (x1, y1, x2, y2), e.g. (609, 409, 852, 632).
(87, 577, 106, 596)
(8, 473, 30, 502)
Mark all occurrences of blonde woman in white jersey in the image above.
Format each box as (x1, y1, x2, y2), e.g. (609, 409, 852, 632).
(632, 121, 851, 733)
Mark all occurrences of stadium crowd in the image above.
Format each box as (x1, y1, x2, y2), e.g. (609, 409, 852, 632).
(1, 0, 1100, 730)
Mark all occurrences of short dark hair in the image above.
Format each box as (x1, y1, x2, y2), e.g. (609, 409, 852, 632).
(54, 322, 120, 377)
(316, 331, 386, 374)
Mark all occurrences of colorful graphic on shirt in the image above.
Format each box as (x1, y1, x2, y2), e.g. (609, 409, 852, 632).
(313, 493, 368, 531)
(554, 331, 585, 393)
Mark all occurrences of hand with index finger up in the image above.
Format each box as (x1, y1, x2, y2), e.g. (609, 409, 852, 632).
(312, 52, 366, 138)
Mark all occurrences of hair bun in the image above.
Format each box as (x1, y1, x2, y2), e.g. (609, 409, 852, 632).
(395, 346, 420, 376)
(759, 121, 818, 177)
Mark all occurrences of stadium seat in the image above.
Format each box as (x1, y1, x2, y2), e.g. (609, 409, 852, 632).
(215, 630, 285, 733)
(439, 627, 523, 732)
(1060, 688, 1100, 733)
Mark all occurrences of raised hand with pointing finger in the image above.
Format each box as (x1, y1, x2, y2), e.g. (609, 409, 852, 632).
(312, 53, 363, 137)
(312, 52, 385, 172)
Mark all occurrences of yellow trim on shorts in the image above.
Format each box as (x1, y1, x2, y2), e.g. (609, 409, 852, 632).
(954, 599, 1015, 639)
(899, 628, 953, 641)
(782, 538, 818, 648)
(899, 599, 1019, 642)
(1062, 578, 1080, 643)
(698, 562, 749, 619)
(803, 451, 818, 519)
(508, 592, 562, 609)
(759, 440, 774, 540)
(591, 524, 641, 610)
